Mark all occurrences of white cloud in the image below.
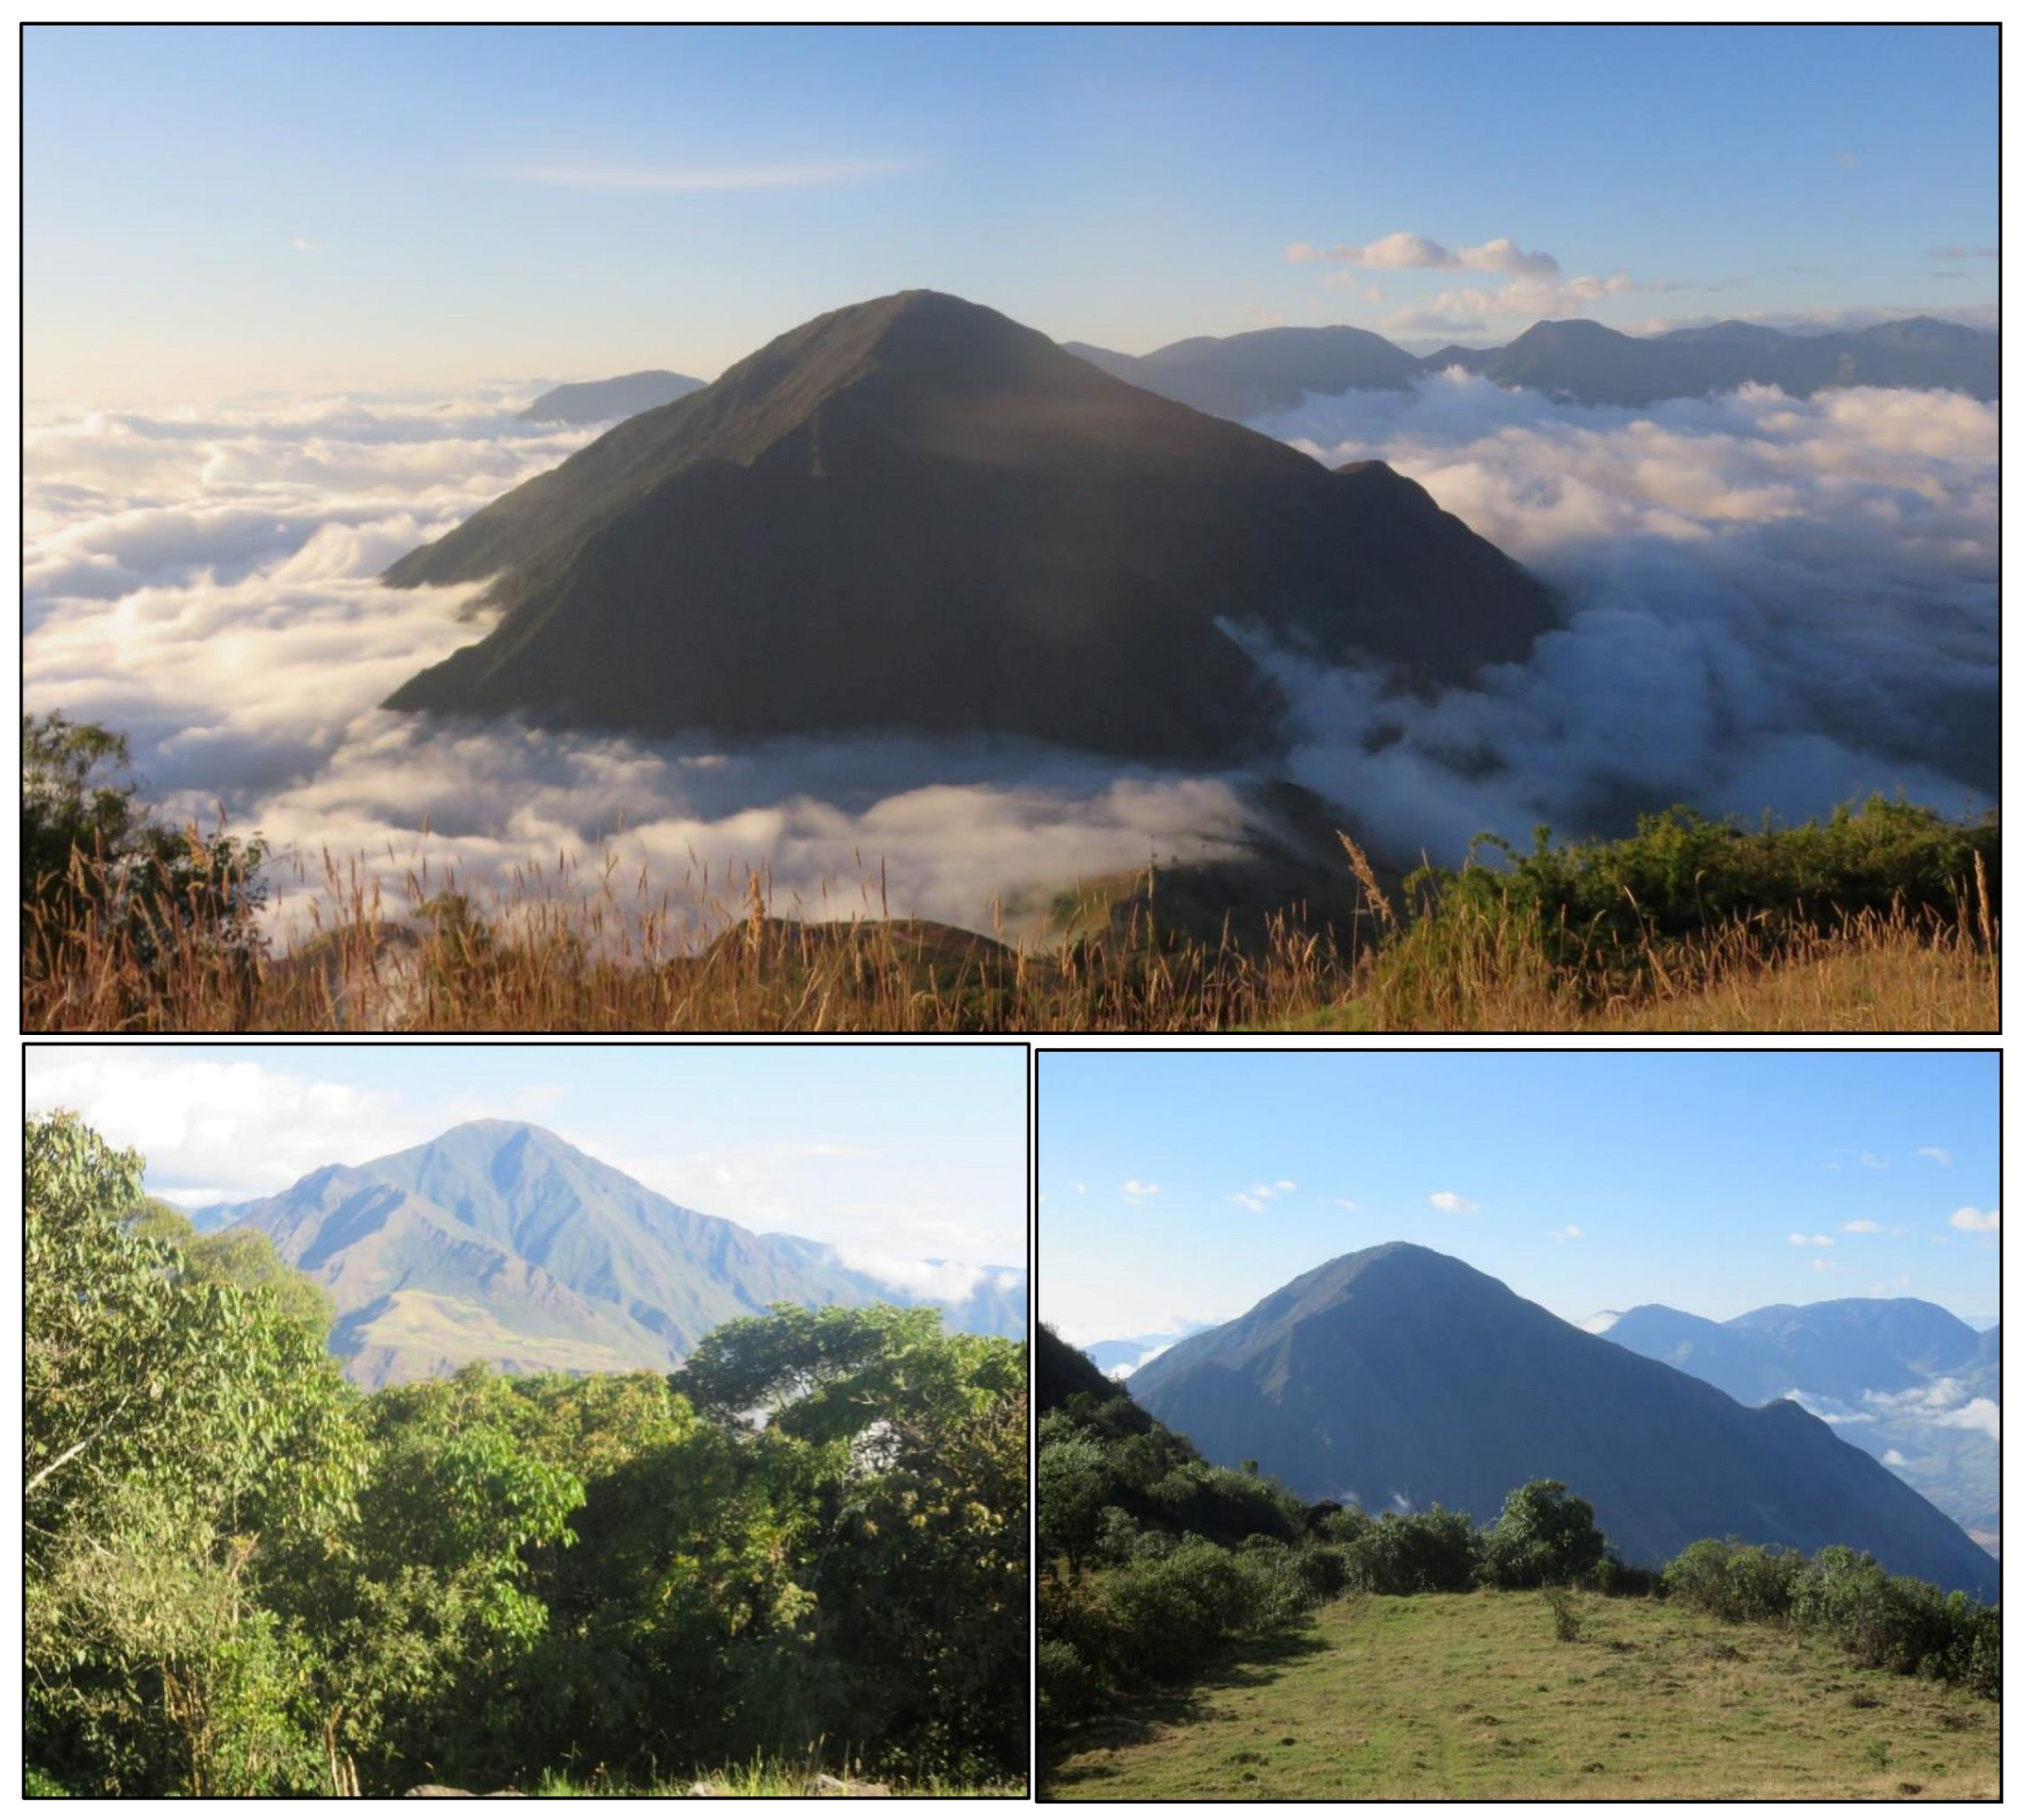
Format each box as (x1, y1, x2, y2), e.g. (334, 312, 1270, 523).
(1840, 1220, 1883, 1234)
(24, 387, 1261, 942)
(1809, 1258, 1837, 1273)
(1950, 1207, 1999, 1232)
(1430, 1191, 1478, 1214)
(1122, 1179, 1159, 1203)
(1073, 1183, 1087, 1194)
(1915, 1147, 1954, 1166)
(1863, 1378, 2000, 1444)
(1290, 232, 1559, 278)
(829, 1249, 989, 1305)
(1789, 1233, 1834, 1247)
(1231, 1178, 1298, 1211)
(290, 237, 321, 253)
(1882, 1448, 1908, 1465)
(1860, 1151, 1890, 1170)
(1927, 245, 1998, 260)
(24, 1048, 419, 1201)
(1383, 270, 1702, 336)
(1331, 1197, 1360, 1211)
(1242, 377, 1995, 860)
(515, 158, 914, 192)
(1552, 1223, 1582, 1242)
(1784, 1388, 1869, 1423)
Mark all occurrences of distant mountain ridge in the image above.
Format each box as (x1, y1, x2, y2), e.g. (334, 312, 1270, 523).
(1604, 1298, 1999, 1552)
(518, 370, 706, 424)
(1128, 1243, 1997, 1599)
(1066, 314, 1999, 417)
(199, 1119, 1026, 1387)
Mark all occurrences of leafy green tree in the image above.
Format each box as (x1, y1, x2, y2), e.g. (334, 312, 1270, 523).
(21, 710, 268, 977)
(25, 1112, 365, 1795)
(1482, 1479, 1608, 1589)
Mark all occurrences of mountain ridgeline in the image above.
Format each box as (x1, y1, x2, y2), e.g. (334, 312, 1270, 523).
(381, 290, 1556, 759)
(1601, 1297, 1999, 1551)
(1067, 313, 1999, 419)
(198, 1119, 1026, 1387)
(1128, 1244, 1997, 1601)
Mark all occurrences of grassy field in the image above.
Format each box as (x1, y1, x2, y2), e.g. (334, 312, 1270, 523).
(1044, 1591, 1999, 1801)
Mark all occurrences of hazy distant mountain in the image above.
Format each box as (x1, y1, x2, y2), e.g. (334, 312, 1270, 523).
(1063, 325, 1418, 418)
(1606, 1297, 1998, 1552)
(383, 290, 1555, 760)
(1081, 1322, 1217, 1377)
(1130, 1244, 1997, 1598)
(1068, 314, 1998, 417)
(518, 370, 706, 425)
(200, 1120, 1025, 1386)
(1428, 315, 2000, 408)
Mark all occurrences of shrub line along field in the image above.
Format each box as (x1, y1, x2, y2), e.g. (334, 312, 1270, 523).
(1044, 1587, 1999, 1801)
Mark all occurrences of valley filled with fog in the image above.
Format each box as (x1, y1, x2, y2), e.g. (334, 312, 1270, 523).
(25, 372, 1997, 937)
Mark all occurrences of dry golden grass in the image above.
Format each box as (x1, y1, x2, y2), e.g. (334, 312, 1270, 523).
(22, 844, 1996, 1033)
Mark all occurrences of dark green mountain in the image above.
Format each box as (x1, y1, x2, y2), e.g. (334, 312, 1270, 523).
(201, 1120, 1025, 1387)
(518, 369, 706, 424)
(382, 291, 1556, 760)
(1068, 314, 1998, 417)
(1129, 1244, 1998, 1598)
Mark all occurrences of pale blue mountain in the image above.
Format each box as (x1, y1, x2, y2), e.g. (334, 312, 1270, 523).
(197, 1119, 1025, 1386)
(1605, 1298, 1998, 1554)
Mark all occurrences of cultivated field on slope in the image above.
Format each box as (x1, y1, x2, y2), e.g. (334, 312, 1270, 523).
(1045, 1590, 1998, 1801)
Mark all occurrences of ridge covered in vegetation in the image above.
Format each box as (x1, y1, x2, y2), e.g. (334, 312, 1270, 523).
(22, 712, 1998, 1031)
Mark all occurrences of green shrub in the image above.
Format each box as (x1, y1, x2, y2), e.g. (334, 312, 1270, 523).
(1036, 1639, 1100, 1724)
(1341, 1507, 1482, 1595)
(1664, 1539, 1801, 1623)
(1389, 795, 1999, 998)
(1482, 1480, 1608, 1589)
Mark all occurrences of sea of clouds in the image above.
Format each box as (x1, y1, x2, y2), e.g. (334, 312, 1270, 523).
(25, 372, 1997, 937)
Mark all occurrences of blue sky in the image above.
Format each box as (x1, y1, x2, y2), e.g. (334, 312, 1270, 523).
(25, 25, 1996, 405)
(25, 1044, 1029, 1284)
(1039, 1051, 2000, 1343)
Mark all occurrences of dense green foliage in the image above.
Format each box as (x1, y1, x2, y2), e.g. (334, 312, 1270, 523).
(1382, 795, 1999, 998)
(22, 711, 268, 978)
(1666, 1538, 1998, 1698)
(26, 1114, 1027, 1795)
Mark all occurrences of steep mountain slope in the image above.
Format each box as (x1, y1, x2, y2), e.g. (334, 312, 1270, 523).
(382, 291, 1556, 760)
(1129, 1244, 1997, 1598)
(1605, 1296, 1997, 1550)
(517, 370, 707, 425)
(203, 1120, 1024, 1385)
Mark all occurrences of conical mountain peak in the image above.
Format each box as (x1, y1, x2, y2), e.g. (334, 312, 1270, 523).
(381, 291, 1557, 755)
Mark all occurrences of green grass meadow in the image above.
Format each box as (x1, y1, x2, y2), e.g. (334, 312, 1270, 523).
(1045, 1590, 1998, 1801)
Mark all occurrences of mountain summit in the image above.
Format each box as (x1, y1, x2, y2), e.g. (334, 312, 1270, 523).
(200, 1119, 1025, 1387)
(1129, 1243, 1996, 1598)
(383, 291, 1556, 759)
